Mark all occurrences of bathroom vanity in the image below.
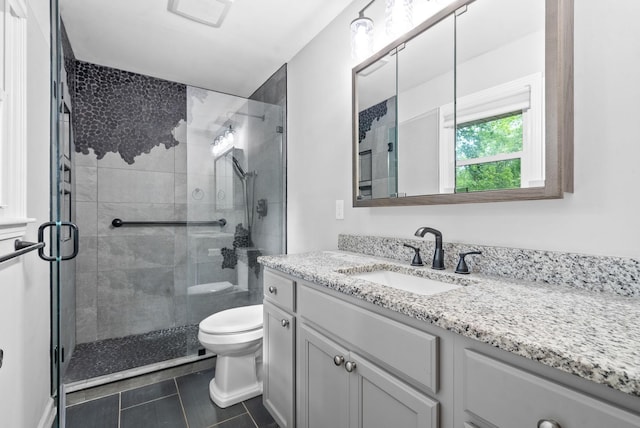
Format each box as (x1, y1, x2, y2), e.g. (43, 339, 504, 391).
(260, 249, 640, 428)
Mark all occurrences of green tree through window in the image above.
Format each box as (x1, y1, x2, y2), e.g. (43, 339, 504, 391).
(455, 112, 523, 192)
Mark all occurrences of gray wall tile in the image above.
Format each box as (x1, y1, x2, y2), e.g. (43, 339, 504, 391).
(97, 267, 175, 338)
(76, 201, 98, 236)
(75, 151, 98, 167)
(76, 166, 97, 202)
(98, 168, 175, 204)
(76, 236, 98, 273)
(98, 145, 176, 173)
(76, 306, 98, 344)
(194, 259, 237, 286)
(187, 289, 251, 325)
(98, 235, 175, 270)
(175, 173, 187, 204)
(75, 271, 98, 344)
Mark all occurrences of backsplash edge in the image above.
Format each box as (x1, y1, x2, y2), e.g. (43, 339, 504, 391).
(337, 234, 640, 297)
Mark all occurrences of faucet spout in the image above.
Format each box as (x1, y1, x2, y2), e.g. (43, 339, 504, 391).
(414, 227, 445, 270)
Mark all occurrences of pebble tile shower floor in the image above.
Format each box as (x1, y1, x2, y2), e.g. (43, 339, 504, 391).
(65, 325, 201, 383)
(66, 368, 278, 428)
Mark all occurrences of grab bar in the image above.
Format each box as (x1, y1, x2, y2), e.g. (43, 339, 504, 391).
(111, 218, 227, 228)
(0, 240, 46, 265)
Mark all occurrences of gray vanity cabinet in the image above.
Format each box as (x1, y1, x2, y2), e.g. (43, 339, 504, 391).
(298, 323, 439, 428)
(263, 270, 297, 428)
(263, 266, 640, 428)
(459, 349, 640, 428)
(297, 284, 439, 428)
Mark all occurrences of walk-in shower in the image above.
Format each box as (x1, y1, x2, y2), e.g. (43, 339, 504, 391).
(62, 46, 286, 390)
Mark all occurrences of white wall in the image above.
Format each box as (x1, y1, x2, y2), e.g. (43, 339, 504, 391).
(287, 0, 640, 259)
(0, 0, 52, 426)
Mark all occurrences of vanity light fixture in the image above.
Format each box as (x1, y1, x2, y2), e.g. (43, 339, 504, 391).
(168, 0, 235, 28)
(211, 125, 235, 156)
(385, 0, 413, 37)
(351, 0, 376, 61)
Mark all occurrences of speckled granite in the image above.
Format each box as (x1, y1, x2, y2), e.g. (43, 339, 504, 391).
(338, 234, 640, 297)
(258, 251, 640, 397)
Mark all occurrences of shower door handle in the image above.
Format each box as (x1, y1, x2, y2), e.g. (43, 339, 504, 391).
(37, 222, 79, 262)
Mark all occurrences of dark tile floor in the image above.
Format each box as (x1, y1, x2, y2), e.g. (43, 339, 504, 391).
(65, 325, 201, 383)
(66, 368, 277, 428)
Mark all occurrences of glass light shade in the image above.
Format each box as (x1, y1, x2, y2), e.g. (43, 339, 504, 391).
(385, 0, 413, 38)
(224, 128, 235, 144)
(351, 16, 374, 61)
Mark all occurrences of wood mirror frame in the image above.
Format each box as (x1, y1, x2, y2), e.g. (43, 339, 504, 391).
(351, 0, 573, 207)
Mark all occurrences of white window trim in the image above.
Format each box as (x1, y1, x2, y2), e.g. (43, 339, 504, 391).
(439, 73, 545, 193)
(0, 0, 34, 240)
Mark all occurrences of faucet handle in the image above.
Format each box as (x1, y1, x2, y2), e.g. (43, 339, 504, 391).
(403, 244, 424, 267)
(455, 251, 482, 274)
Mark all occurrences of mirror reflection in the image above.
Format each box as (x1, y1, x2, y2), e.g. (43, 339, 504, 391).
(453, 0, 545, 193)
(356, 50, 397, 200)
(354, 0, 546, 201)
(397, 14, 454, 197)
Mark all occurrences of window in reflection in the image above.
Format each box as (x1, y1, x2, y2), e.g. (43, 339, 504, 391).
(455, 112, 523, 192)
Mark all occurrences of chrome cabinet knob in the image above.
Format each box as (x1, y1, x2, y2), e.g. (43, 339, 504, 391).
(538, 420, 561, 428)
(280, 319, 289, 328)
(345, 361, 357, 372)
(333, 355, 345, 366)
(268, 286, 277, 294)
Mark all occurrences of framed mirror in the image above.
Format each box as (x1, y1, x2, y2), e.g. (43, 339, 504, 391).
(352, 0, 573, 207)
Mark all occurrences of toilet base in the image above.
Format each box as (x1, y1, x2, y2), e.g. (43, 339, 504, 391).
(209, 353, 263, 408)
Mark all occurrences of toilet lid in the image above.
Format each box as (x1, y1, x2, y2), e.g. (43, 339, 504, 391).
(199, 304, 263, 334)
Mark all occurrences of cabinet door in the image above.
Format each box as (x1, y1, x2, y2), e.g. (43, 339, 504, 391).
(349, 352, 439, 428)
(298, 324, 350, 428)
(263, 302, 295, 428)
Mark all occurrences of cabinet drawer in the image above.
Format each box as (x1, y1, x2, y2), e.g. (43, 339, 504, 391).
(264, 269, 295, 312)
(299, 285, 438, 394)
(463, 350, 640, 428)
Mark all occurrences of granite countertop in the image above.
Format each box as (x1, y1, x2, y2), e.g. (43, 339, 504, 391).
(258, 250, 640, 397)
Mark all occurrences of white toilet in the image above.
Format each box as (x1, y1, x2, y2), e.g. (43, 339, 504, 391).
(197, 304, 264, 408)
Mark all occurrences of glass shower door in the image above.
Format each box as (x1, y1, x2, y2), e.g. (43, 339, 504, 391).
(182, 88, 285, 354)
(51, 1, 80, 425)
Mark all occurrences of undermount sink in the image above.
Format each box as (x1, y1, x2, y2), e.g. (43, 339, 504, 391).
(350, 270, 461, 296)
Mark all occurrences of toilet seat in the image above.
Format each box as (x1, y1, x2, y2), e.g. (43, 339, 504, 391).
(199, 304, 263, 334)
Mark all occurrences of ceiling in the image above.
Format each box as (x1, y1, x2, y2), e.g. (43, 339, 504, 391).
(61, 0, 354, 97)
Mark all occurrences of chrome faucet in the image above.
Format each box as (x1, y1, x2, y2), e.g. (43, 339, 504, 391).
(414, 227, 445, 270)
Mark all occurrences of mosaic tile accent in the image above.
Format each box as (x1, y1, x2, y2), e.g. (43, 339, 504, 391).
(359, 98, 390, 143)
(338, 234, 640, 297)
(221, 224, 253, 270)
(74, 61, 186, 164)
(61, 21, 76, 108)
(64, 325, 200, 383)
(258, 251, 640, 397)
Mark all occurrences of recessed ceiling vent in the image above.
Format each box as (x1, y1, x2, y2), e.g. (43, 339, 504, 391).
(167, 0, 234, 28)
